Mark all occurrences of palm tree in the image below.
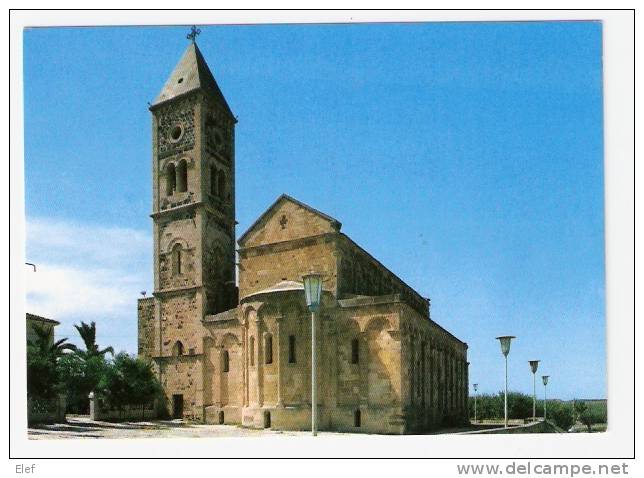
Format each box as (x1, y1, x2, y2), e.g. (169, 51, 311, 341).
(27, 324, 77, 360)
(27, 324, 76, 398)
(73, 321, 114, 359)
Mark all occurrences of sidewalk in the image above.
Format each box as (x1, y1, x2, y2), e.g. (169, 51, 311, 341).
(28, 416, 361, 439)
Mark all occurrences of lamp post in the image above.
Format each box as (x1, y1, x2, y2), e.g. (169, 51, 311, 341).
(529, 360, 540, 422)
(303, 272, 323, 436)
(496, 335, 515, 428)
(473, 383, 478, 423)
(542, 375, 549, 421)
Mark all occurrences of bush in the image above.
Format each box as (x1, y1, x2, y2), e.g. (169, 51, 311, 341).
(570, 399, 607, 432)
(469, 392, 502, 420)
(27, 324, 76, 399)
(27, 350, 59, 399)
(57, 353, 109, 413)
(577, 403, 607, 432)
(96, 353, 162, 411)
(27, 320, 164, 418)
(507, 392, 533, 419)
(469, 391, 543, 421)
(548, 401, 574, 430)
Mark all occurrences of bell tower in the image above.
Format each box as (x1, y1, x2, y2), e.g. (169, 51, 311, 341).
(146, 36, 237, 416)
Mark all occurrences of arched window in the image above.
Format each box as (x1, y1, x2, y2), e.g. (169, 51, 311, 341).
(166, 163, 176, 196)
(210, 166, 217, 196)
(351, 338, 360, 364)
(249, 336, 255, 366)
(222, 350, 230, 372)
(171, 244, 183, 276)
(217, 170, 226, 200)
(172, 340, 184, 356)
(176, 159, 188, 192)
(264, 334, 273, 364)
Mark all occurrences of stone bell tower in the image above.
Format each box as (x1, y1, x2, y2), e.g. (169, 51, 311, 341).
(144, 35, 237, 417)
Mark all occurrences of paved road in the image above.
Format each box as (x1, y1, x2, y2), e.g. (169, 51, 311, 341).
(29, 416, 361, 439)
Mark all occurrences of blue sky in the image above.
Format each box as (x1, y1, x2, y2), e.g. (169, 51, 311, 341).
(23, 22, 605, 400)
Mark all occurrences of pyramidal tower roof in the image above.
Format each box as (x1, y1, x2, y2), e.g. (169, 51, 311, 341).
(151, 42, 235, 119)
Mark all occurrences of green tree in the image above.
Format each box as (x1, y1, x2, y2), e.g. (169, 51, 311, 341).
(469, 391, 537, 421)
(26, 324, 76, 398)
(548, 401, 574, 430)
(575, 401, 606, 432)
(507, 392, 533, 420)
(573, 400, 588, 422)
(49, 320, 114, 413)
(57, 353, 108, 413)
(96, 353, 161, 413)
(73, 321, 114, 359)
(469, 392, 503, 420)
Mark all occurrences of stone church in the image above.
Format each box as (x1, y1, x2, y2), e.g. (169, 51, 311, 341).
(137, 40, 469, 434)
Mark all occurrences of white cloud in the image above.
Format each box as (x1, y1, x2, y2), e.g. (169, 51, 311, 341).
(27, 217, 150, 268)
(25, 264, 142, 318)
(25, 217, 152, 353)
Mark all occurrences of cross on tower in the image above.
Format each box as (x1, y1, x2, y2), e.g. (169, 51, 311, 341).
(187, 25, 201, 43)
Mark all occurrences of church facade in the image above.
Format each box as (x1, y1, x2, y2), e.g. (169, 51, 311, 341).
(137, 41, 469, 434)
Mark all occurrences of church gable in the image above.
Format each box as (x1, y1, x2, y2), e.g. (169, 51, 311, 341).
(238, 194, 341, 248)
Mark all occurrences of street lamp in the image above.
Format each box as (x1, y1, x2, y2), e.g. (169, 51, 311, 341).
(496, 335, 516, 428)
(529, 360, 540, 422)
(542, 375, 550, 421)
(472, 383, 479, 423)
(303, 272, 323, 436)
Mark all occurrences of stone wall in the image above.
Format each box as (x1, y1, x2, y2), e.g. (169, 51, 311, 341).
(137, 297, 155, 357)
(201, 313, 244, 409)
(159, 292, 202, 356)
(400, 302, 469, 431)
(89, 393, 156, 422)
(199, 290, 464, 434)
(157, 214, 199, 290)
(202, 213, 237, 314)
(239, 234, 338, 300)
(28, 395, 66, 425)
(240, 198, 340, 249)
(158, 355, 204, 419)
(155, 97, 196, 160)
(152, 287, 207, 420)
(337, 235, 429, 318)
(335, 298, 403, 409)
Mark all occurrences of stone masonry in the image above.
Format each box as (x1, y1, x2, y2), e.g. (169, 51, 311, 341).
(138, 40, 468, 433)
